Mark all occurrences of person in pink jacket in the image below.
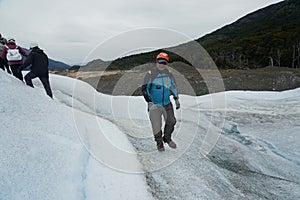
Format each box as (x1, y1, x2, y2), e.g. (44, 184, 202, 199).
(1, 38, 28, 81)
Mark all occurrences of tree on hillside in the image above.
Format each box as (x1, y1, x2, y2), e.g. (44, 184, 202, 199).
(275, 49, 282, 67)
(269, 56, 274, 67)
(292, 42, 300, 68)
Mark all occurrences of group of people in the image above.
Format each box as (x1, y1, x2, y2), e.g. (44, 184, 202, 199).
(0, 33, 52, 98)
(1, 33, 181, 151)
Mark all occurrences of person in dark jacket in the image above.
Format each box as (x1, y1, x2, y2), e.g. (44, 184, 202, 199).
(19, 43, 53, 98)
(0, 33, 8, 45)
(0, 33, 11, 74)
(1, 38, 27, 80)
(142, 52, 180, 151)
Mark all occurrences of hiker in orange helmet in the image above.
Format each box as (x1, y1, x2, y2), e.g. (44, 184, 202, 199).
(142, 52, 180, 151)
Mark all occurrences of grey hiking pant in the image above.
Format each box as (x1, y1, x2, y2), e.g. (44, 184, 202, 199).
(148, 102, 176, 143)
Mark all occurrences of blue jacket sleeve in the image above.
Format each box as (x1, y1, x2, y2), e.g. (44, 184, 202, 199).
(142, 72, 152, 102)
(169, 73, 178, 100)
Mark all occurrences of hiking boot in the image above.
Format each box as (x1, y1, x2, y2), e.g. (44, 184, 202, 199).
(154, 131, 164, 151)
(166, 140, 177, 149)
(163, 136, 177, 149)
(157, 143, 165, 152)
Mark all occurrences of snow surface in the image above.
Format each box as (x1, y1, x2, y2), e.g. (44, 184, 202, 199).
(0, 71, 152, 200)
(1, 70, 300, 199)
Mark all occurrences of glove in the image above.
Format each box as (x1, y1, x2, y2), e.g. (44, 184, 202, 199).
(175, 99, 180, 110)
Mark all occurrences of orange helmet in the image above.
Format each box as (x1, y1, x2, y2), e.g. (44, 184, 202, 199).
(156, 52, 169, 62)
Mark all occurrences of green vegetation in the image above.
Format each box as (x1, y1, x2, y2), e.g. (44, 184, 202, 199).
(107, 49, 191, 70)
(198, 0, 300, 69)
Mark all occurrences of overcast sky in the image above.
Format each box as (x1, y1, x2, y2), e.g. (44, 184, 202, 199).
(0, 0, 283, 65)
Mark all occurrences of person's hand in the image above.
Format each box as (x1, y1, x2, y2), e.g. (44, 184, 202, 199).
(148, 102, 156, 111)
(175, 99, 180, 110)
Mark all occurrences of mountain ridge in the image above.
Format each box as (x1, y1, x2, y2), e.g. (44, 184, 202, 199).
(198, 0, 300, 69)
(81, 0, 299, 70)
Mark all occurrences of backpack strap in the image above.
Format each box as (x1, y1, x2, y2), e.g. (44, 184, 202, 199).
(148, 68, 160, 81)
